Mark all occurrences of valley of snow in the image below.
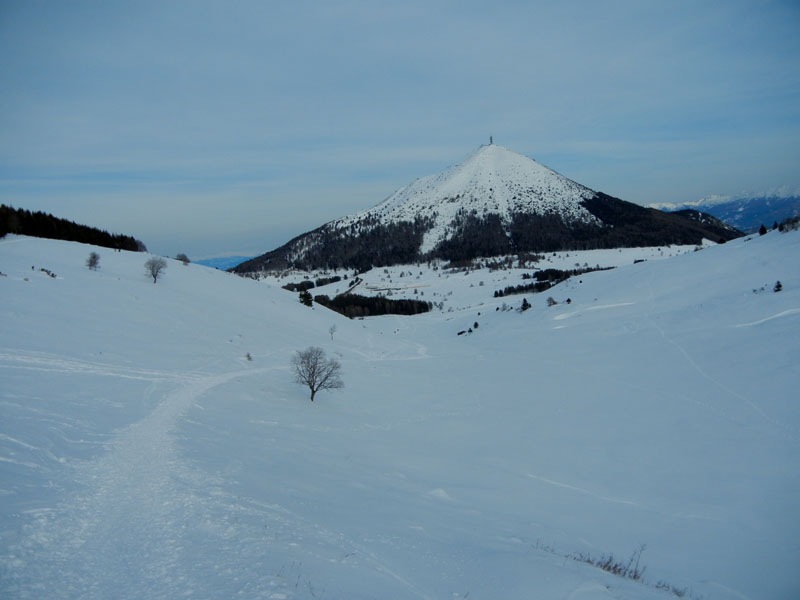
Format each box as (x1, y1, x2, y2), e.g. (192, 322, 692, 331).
(1, 231, 798, 599)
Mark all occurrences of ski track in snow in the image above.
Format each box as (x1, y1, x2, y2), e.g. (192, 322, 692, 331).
(525, 473, 639, 507)
(644, 272, 798, 441)
(0, 349, 181, 382)
(734, 307, 800, 328)
(552, 302, 635, 321)
(1, 361, 285, 599)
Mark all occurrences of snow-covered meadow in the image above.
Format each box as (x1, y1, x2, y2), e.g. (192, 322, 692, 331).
(1, 231, 798, 599)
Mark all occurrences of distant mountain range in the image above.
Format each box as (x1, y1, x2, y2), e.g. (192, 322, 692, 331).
(651, 191, 800, 234)
(234, 144, 741, 274)
(194, 256, 254, 270)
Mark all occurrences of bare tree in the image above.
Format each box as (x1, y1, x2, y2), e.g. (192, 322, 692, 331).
(292, 346, 343, 401)
(175, 253, 190, 266)
(86, 251, 100, 270)
(145, 257, 167, 283)
(329, 324, 337, 340)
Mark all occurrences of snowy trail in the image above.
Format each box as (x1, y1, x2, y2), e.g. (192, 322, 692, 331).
(2, 367, 264, 599)
(0, 349, 180, 381)
(3, 359, 437, 600)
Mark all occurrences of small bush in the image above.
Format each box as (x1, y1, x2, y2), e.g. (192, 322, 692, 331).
(145, 257, 167, 283)
(86, 251, 100, 270)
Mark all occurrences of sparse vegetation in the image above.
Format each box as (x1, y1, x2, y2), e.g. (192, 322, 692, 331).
(86, 252, 100, 270)
(570, 544, 647, 582)
(176, 253, 190, 266)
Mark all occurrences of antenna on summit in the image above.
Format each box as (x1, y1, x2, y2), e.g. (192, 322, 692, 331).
(489, 135, 493, 145)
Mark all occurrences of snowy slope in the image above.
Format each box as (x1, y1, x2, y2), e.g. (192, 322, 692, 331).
(336, 144, 599, 253)
(1, 232, 799, 599)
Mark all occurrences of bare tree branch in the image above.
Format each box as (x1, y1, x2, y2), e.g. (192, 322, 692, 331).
(145, 257, 167, 283)
(292, 346, 344, 401)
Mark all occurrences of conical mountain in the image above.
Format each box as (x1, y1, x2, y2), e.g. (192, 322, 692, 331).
(234, 144, 741, 273)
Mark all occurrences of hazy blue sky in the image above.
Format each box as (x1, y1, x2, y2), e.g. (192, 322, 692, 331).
(2, 0, 799, 258)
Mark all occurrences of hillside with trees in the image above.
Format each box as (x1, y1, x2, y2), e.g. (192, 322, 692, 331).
(1, 205, 146, 252)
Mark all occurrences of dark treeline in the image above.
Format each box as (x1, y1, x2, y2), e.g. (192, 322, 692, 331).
(439, 201, 740, 261)
(234, 216, 433, 273)
(1, 205, 145, 252)
(281, 275, 342, 292)
(314, 293, 432, 319)
(282, 274, 343, 292)
(283, 280, 315, 292)
(494, 266, 613, 297)
(495, 280, 553, 297)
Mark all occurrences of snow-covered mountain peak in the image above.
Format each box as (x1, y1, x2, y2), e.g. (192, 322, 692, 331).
(335, 144, 599, 253)
(233, 144, 743, 273)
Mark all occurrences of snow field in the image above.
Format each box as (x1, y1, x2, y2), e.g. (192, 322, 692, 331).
(1, 231, 799, 599)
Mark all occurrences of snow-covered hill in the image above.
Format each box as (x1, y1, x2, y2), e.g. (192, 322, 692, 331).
(337, 144, 600, 254)
(1, 232, 799, 599)
(234, 145, 740, 274)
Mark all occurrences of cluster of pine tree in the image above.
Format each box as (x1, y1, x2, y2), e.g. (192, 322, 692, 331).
(236, 216, 433, 273)
(495, 266, 613, 298)
(495, 280, 552, 298)
(314, 293, 432, 318)
(282, 274, 344, 293)
(1, 205, 145, 252)
(283, 280, 315, 292)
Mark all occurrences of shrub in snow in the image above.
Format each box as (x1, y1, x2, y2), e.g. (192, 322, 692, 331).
(86, 252, 100, 270)
(145, 257, 167, 283)
(175, 253, 190, 266)
(774, 280, 782, 292)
